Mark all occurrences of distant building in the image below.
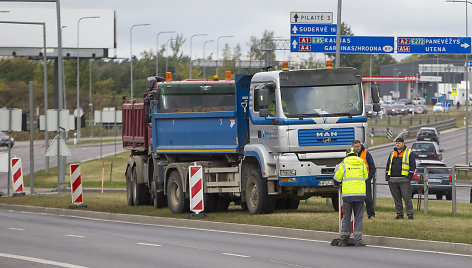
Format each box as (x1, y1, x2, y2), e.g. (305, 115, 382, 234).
(379, 58, 467, 104)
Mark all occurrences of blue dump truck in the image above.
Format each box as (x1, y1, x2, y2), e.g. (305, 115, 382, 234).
(122, 66, 380, 214)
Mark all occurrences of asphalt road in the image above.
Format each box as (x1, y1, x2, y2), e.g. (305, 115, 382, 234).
(369, 127, 472, 203)
(0, 140, 124, 194)
(0, 210, 470, 268)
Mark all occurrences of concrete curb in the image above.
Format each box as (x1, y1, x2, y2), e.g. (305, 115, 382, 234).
(0, 203, 470, 255)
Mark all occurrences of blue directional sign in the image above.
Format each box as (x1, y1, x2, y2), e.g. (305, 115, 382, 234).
(290, 36, 395, 54)
(290, 24, 337, 36)
(397, 37, 471, 54)
(467, 61, 472, 67)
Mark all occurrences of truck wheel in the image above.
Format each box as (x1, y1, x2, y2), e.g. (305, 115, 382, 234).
(133, 166, 151, 206)
(275, 198, 288, 210)
(167, 171, 189, 214)
(287, 198, 300, 210)
(204, 194, 219, 212)
(153, 191, 167, 208)
(216, 196, 231, 212)
(126, 166, 134, 206)
(436, 194, 443, 200)
(240, 202, 248, 211)
(245, 170, 275, 214)
(331, 195, 339, 212)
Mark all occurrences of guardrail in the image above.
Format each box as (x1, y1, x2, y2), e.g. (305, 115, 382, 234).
(369, 117, 456, 138)
(372, 165, 471, 215)
(406, 118, 456, 138)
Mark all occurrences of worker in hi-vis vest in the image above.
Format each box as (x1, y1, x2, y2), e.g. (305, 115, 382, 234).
(334, 148, 368, 247)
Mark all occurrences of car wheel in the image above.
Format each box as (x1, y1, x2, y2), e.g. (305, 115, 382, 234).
(446, 192, 452, 200)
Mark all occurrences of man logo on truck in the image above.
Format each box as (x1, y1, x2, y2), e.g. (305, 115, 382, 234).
(324, 137, 332, 143)
(317, 132, 338, 137)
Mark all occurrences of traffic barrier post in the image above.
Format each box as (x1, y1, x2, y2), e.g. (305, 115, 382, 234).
(188, 163, 206, 218)
(69, 163, 87, 209)
(10, 157, 25, 196)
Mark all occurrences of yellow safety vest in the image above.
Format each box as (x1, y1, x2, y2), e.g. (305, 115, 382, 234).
(387, 148, 412, 176)
(334, 156, 368, 197)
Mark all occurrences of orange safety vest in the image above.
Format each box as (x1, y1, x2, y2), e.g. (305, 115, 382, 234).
(359, 150, 369, 172)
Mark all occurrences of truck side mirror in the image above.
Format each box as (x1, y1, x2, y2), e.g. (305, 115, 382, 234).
(256, 85, 269, 117)
(373, 103, 381, 112)
(370, 83, 380, 104)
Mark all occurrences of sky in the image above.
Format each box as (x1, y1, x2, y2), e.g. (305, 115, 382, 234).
(0, 0, 471, 62)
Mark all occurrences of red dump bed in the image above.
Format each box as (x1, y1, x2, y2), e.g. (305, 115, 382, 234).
(122, 102, 147, 151)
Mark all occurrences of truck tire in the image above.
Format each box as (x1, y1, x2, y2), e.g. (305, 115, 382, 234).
(286, 198, 300, 210)
(153, 191, 167, 208)
(132, 166, 151, 206)
(126, 166, 134, 206)
(167, 171, 189, 214)
(216, 196, 231, 212)
(331, 195, 339, 212)
(436, 194, 443, 200)
(275, 198, 288, 210)
(446, 192, 452, 200)
(245, 170, 275, 214)
(204, 194, 219, 212)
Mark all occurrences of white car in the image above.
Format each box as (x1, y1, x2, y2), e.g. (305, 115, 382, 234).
(432, 103, 448, 113)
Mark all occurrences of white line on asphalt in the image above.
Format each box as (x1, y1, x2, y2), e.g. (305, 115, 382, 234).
(221, 252, 250, 258)
(368, 245, 472, 258)
(137, 242, 162, 247)
(65, 234, 85, 238)
(8, 227, 24, 231)
(269, 259, 307, 268)
(0, 252, 88, 268)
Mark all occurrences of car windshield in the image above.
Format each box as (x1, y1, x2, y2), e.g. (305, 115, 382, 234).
(366, 104, 373, 111)
(281, 84, 363, 117)
(416, 165, 449, 174)
(412, 143, 436, 153)
(393, 104, 404, 108)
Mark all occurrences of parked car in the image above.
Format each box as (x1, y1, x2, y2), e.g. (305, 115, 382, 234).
(412, 97, 426, 105)
(411, 160, 452, 200)
(417, 127, 439, 144)
(411, 141, 443, 161)
(405, 104, 415, 114)
(415, 105, 428, 114)
(0, 131, 14, 148)
(383, 104, 394, 116)
(432, 102, 449, 113)
(391, 104, 408, 116)
(398, 98, 412, 105)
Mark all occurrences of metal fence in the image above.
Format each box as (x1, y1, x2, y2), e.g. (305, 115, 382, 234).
(372, 165, 471, 215)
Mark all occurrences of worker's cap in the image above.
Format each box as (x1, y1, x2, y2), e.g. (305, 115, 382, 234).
(395, 137, 404, 142)
(346, 148, 358, 156)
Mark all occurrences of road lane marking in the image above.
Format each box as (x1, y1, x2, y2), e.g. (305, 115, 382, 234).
(8, 227, 24, 231)
(221, 252, 250, 258)
(137, 242, 162, 247)
(65, 234, 85, 238)
(0, 252, 88, 268)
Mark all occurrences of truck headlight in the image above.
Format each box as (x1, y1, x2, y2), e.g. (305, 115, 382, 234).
(280, 169, 296, 176)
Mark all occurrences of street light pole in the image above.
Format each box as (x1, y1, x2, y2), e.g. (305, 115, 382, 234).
(156, 31, 175, 76)
(216, 35, 234, 77)
(203, 40, 214, 79)
(165, 38, 175, 73)
(335, 0, 342, 68)
(89, 58, 93, 138)
(189, 33, 207, 79)
(130, 23, 150, 100)
(76, 16, 99, 144)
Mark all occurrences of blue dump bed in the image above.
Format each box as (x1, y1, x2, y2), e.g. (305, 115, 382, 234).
(151, 74, 251, 155)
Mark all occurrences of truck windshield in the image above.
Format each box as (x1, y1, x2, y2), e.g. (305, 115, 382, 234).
(280, 84, 363, 117)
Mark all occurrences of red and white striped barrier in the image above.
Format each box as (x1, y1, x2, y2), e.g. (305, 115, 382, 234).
(189, 165, 204, 214)
(70, 164, 83, 205)
(10, 157, 24, 194)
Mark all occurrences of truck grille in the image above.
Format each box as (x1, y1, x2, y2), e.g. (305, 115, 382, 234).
(298, 128, 354, 146)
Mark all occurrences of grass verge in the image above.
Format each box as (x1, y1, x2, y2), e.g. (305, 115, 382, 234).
(24, 152, 128, 189)
(0, 192, 471, 244)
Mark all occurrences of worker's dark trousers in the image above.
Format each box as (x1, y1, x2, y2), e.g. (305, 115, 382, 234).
(388, 181, 413, 217)
(365, 178, 375, 217)
(340, 201, 364, 242)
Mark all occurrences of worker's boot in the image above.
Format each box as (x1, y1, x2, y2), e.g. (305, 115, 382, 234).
(338, 240, 348, 247)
